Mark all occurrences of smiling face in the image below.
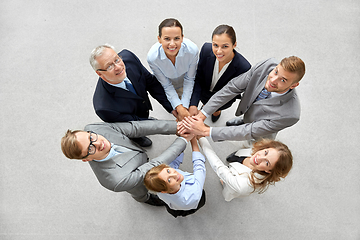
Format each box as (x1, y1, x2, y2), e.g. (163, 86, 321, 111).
(75, 131, 111, 161)
(212, 33, 236, 64)
(158, 26, 183, 60)
(248, 148, 280, 173)
(265, 64, 300, 93)
(158, 167, 184, 194)
(95, 48, 126, 84)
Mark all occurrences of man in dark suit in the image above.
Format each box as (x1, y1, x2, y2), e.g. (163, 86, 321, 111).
(89, 44, 174, 147)
(61, 120, 191, 206)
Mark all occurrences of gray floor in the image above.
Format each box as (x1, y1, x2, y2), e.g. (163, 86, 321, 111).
(1, 1, 359, 239)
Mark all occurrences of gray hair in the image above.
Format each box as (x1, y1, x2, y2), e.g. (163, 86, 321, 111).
(89, 44, 115, 71)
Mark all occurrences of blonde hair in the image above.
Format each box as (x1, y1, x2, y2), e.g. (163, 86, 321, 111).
(248, 139, 293, 194)
(280, 56, 306, 83)
(61, 129, 85, 159)
(144, 164, 170, 192)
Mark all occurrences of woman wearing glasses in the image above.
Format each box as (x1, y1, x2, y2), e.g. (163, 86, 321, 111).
(147, 18, 199, 121)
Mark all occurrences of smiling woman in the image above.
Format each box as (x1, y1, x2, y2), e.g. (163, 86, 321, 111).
(198, 138, 293, 201)
(147, 18, 199, 122)
(188, 24, 251, 122)
(144, 138, 206, 218)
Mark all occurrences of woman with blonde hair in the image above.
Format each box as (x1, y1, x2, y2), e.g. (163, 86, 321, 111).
(144, 138, 206, 217)
(198, 137, 292, 201)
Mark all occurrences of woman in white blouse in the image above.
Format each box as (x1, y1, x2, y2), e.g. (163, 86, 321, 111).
(147, 18, 199, 121)
(198, 137, 293, 201)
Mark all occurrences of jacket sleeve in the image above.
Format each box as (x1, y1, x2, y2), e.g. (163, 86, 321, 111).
(202, 69, 250, 116)
(114, 138, 187, 192)
(199, 138, 253, 197)
(190, 43, 207, 107)
(96, 108, 144, 122)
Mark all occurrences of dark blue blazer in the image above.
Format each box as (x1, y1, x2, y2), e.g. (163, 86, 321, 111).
(93, 49, 173, 122)
(190, 43, 251, 110)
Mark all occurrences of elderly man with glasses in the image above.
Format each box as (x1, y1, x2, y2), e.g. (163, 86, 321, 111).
(61, 120, 192, 206)
(89, 44, 175, 147)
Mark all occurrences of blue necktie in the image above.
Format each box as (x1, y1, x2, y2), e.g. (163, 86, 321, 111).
(256, 88, 271, 101)
(124, 80, 137, 95)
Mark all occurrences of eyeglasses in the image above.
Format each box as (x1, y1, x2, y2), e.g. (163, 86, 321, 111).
(97, 57, 123, 72)
(83, 131, 98, 158)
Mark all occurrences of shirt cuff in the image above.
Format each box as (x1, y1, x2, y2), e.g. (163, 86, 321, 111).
(201, 109, 210, 118)
(209, 127, 213, 139)
(178, 137, 189, 144)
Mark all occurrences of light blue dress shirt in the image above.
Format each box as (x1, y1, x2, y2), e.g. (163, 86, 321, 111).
(157, 151, 206, 210)
(93, 143, 130, 162)
(108, 77, 131, 91)
(147, 38, 199, 109)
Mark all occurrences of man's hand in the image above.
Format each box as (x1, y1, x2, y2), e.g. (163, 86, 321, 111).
(195, 111, 207, 121)
(171, 109, 178, 119)
(178, 116, 210, 137)
(188, 105, 199, 116)
(175, 104, 190, 121)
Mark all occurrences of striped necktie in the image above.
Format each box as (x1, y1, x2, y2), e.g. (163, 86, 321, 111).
(256, 88, 271, 101)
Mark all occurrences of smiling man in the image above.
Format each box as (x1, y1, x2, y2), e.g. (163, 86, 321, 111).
(90, 44, 174, 147)
(178, 56, 305, 145)
(61, 120, 192, 206)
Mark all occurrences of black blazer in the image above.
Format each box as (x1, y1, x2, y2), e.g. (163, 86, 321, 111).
(93, 49, 173, 122)
(190, 42, 251, 110)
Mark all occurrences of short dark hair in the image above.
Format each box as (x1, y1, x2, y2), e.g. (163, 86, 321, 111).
(158, 18, 183, 37)
(212, 24, 236, 45)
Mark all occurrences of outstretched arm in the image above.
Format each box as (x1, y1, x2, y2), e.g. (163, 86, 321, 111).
(177, 116, 210, 137)
(198, 138, 253, 197)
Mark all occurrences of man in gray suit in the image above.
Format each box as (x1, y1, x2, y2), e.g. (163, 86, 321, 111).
(61, 120, 191, 206)
(178, 56, 305, 145)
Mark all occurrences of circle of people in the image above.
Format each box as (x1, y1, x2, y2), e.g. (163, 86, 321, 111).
(61, 18, 305, 218)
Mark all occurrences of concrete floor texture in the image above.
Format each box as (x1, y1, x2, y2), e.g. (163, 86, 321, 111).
(1, 0, 359, 239)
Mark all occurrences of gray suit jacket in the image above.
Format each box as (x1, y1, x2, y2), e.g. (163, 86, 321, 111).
(84, 120, 186, 202)
(202, 58, 301, 142)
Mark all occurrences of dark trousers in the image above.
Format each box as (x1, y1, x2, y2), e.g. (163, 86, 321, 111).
(165, 190, 206, 218)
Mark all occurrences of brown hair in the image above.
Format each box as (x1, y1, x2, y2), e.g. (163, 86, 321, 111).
(212, 24, 236, 45)
(280, 56, 306, 83)
(158, 18, 183, 37)
(248, 139, 293, 194)
(144, 164, 170, 192)
(61, 129, 85, 160)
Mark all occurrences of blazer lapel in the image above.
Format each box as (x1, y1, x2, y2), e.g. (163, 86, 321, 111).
(250, 77, 267, 104)
(213, 61, 237, 91)
(205, 54, 216, 89)
(112, 151, 140, 167)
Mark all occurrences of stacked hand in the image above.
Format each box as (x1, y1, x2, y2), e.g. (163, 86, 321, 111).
(172, 104, 190, 122)
(177, 112, 210, 138)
